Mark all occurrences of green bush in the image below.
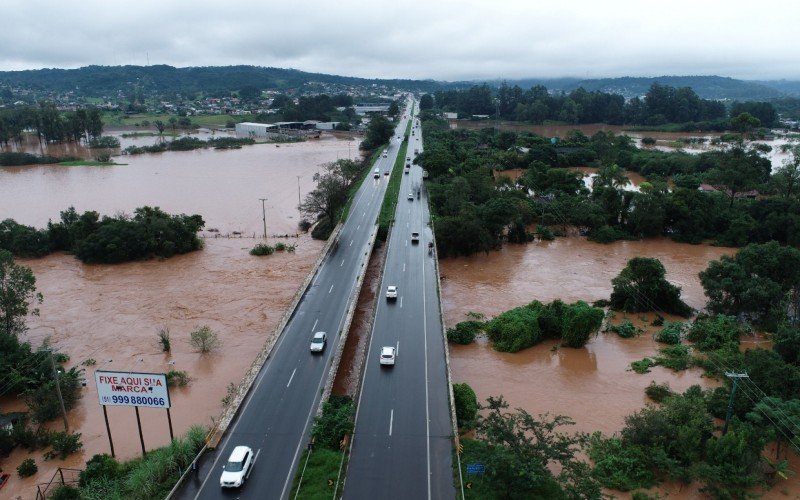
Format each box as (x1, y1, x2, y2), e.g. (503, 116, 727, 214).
(166, 369, 190, 387)
(631, 358, 655, 374)
(686, 315, 740, 351)
(88, 136, 121, 149)
(310, 395, 354, 450)
(17, 457, 37, 477)
(611, 320, 639, 338)
(645, 381, 673, 402)
(588, 434, 656, 491)
(50, 485, 81, 500)
(589, 225, 631, 243)
(560, 301, 604, 348)
(311, 216, 335, 240)
(189, 325, 220, 353)
(48, 431, 83, 459)
(452, 383, 478, 429)
(485, 305, 542, 352)
(655, 344, 692, 371)
(80, 454, 122, 487)
(274, 242, 287, 251)
(610, 257, 692, 317)
(446, 321, 482, 344)
(249, 243, 274, 256)
(655, 321, 684, 344)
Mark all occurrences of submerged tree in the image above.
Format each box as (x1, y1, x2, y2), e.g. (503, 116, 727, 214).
(0, 250, 43, 336)
(610, 257, 692, 317)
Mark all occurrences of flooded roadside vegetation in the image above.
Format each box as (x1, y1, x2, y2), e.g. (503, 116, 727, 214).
(0, 135, 355, 498)
(420, 95, 800, 496)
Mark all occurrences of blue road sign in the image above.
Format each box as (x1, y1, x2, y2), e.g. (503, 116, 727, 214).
(466, 463, 485, 475)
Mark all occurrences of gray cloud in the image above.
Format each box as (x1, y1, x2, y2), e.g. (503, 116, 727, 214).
(1, 0, 798, 80)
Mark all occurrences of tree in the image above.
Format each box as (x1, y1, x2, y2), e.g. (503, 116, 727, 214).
(0, 250, 43, 336)
(360, 114, 393, 151)
(153, 120, 165, 136)
(189, 325, 220, 353)
(238, 85, 260, 102)
(730, 112, 761, 136)
(453, 383, 478, 429)
(610, 257, 692, 316)
(706, 146, 771, 208)
(699, 241, 800, 328)
(298, 161, 351, 228)
(419, 94, 434, 110)
(387, 100, 399, 119)
(476, 395, 600, 499)
(773, 147, 800, 199)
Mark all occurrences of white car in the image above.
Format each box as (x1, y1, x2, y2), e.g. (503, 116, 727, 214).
(408, 192, 414, 201)
(382, 151, 388, 158)
(411, 232, 420, 244)
(220, 445, 254, 488)
(380, 346, 396, 366)
(310, 331, 327, 353)
(386, 285, 397, 300)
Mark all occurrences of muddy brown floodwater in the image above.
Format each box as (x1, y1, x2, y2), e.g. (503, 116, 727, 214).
(0, 136, 356, 499)
(441, 236, 800, 497)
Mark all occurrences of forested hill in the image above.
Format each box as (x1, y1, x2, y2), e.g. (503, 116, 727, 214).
(0, 65, 442, 96)
(479, 75, 789, 101)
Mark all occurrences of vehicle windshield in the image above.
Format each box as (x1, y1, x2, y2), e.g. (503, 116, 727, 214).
(225, 459, 245, 472)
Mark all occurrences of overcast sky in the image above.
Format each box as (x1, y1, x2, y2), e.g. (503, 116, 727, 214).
(2, 0, 798, 81)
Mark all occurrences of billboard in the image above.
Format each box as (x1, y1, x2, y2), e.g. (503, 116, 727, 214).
(95, 370, 170, 409)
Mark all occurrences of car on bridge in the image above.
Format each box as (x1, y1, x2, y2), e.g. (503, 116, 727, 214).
(220, 445, 255, 488)
(380, 346, 396, 366)
(310, 331, 327, 353)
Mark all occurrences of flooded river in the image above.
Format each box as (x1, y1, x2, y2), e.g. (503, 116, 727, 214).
(0, 136, 355, 498)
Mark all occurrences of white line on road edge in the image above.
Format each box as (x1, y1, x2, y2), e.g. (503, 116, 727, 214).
(311, 319, 318, 332)
(357, 225, 360, 230)
(396, 341, 400, 357)
(389, 409, 394, 436)
(286, 368, 297, 388)
(249, 448, 261, 479)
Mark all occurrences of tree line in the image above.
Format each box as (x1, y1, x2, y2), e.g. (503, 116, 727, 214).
(417, 116, 799, 257)
(0, 206, 205, 263)
(0, 102, 103, 146)
(427, 82, 779, 129)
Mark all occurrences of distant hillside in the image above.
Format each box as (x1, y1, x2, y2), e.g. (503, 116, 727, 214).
(475, 75, 785, 101)
(755, 80, 800, 97)
(0, 65, 443, 97)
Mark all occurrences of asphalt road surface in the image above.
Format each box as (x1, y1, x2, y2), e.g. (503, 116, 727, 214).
(177, 102, 413, 500)
(343, 116, 456, 499)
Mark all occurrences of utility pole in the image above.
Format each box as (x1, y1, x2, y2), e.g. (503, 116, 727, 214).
(723, 372, 749, 434)
(296, 176, 302, 206)
(259, 198, 267, 239)
(48, 350, 69, 432)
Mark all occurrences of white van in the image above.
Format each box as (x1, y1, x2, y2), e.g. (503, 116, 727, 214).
(373, 168, 380, 178)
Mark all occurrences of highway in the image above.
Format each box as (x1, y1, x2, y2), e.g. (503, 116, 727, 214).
(177, 102, 412, 500)
(343, 116, 456, 499)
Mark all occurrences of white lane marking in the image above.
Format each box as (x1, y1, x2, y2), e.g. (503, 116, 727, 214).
(399, 296, 403, 308)
(357, 225, 360, 230)
(422, 244, 432, 499)
(405, 240, 407, 247)
(396, 341, 400, 356)
(329, 285, 334, 294)
(389, 409, 394, 436)
(247, 448, 261, 479)
(363, 211, 366, 217)
(287, 368, 297, 388)
(403, 263, 406, 272)
(350, 240, 354, 246)
(340, 259, 345, 267)
(312, 319, 318, 332)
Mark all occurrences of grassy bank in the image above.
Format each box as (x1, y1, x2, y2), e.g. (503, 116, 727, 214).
(376, 120, 412, 240)
(289, 448, 346, 499)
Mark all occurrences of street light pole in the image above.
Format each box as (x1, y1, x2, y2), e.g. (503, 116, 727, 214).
(259, 198, 267, 239)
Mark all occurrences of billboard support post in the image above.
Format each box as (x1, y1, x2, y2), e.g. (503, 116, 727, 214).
(167, 408, 175, 442)
(135, 406, 146, 457)
(103, 405, 115, 457)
